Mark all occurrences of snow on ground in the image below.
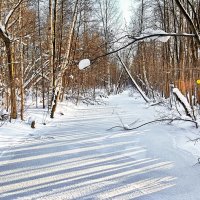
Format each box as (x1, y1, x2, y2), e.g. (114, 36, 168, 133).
(0, 90, 200, 199)
(0, 100, 77, 149)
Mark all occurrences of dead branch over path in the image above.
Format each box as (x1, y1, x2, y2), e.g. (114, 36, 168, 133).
(108, 118, 198, 131)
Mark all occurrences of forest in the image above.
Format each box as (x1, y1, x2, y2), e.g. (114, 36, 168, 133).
(1, 1, 200, 199)
(0, 0, 199, 121)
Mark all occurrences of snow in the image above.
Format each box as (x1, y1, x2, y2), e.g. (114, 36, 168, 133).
(52, 87, 60, 106)
(118, 56, 150, 103)
(0, 22, 6, 37)
(0, 109, 8, 116)
(123, 124, 130, 130)
(5, 9, 14, 26)
(141, 28, 171, 42)
(69, 75, 74, 79)
(78, 59, 91, 70)
(0, 90, 200, 199)
(28, 116, 36, 124)
(172, 87, 192, 117)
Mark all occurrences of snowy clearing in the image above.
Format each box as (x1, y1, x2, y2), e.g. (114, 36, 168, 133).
(1, 91, 200, 199)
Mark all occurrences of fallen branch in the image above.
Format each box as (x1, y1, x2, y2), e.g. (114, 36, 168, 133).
(187, 137, 200, 167)
(0, 120, 7, 127)
(116, 54, 150, 103)
(107, 116, 140, 131)
(193, 158, 200, 166)
(187, 137, 200, 145)
(108, 118, 198, 131)
(173, 88, 194, 119)
(149, 101, 164, 106)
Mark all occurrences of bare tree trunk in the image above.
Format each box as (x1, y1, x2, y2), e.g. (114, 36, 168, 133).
(174, 0, 200, 45)
(50, 0, 79, 118)
(19, 5, 24, 120)
(0, 0, 23, 119)
(5, 40, 17, 119)
(117, 54, 150, 103)
(49, 0, 55, 110)
(38, 0, 45, 108)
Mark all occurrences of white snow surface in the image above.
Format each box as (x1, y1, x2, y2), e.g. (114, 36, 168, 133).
(0, 91, 200, 199)
(78, 59, 91, 70)
(173, 87, 192, 115)
(0, 109, 8, 115)
(141, 28, 171, 42)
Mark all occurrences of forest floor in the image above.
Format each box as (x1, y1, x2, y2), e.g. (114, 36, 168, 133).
(1, 90, 200, 199)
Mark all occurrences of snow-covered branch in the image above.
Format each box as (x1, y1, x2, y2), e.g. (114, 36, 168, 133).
(4, 0, 23, 28)
(0, 0, 23, 41)
(24, 69, 50, 89)
(174, 0, 200, 45)
(0, 22, 8, 40)
(91, 32, 196, 62)
(79, 30, 197, 70)
(116, 54, 150, 103)
(172, 88, 194, 119)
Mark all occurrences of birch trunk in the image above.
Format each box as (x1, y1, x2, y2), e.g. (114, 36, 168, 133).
(50, 0, 79, 118)
(19, 6, 24, 120)
(5, 40, 17, 119)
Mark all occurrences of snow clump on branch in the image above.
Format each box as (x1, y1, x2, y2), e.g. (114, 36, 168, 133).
(172, 88, 193, 118)
(78, 59, 91, 70)
(141, 29, 171, 42)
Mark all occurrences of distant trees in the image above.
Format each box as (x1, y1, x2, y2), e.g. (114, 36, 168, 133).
(128, 0, 200, 105)
(0, 0, 24, 119)
(0, 0, 122, 120)
(174, 0, 200, 45)
(95, 0, 121, 93)
(0, 0, 199, 121)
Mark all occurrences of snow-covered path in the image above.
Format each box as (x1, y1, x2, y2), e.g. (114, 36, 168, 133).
(0, 92, 200, 200)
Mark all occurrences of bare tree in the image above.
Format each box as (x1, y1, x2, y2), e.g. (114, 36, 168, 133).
(174, 0, 200, 45)
(50, 0, 79, 118)
(0, 0, 24, 119)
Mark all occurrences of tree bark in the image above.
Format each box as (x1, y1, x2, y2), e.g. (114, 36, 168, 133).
(0, 0, 24, 119)
(174, 0, 200, 45)
(50, 0, 79, 118)
(5, 40, 17, 119)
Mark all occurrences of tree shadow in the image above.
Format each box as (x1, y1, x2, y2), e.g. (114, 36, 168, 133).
(0, 106, 176, 199)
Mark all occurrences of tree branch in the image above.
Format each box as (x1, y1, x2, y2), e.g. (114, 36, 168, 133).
(108, 118, 198, 131)
(116, 54, 150, 103)
(187, 137, 200, 145)
(5, 0, 23, 28)
(174, 0, 200, 45)
(90, 33, 196, 63)
(186, 0, 200, 31)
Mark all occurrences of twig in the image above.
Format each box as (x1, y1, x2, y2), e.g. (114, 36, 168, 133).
(149, 101, 164, 106)
(193, 158, 200, 166)
(129, 119, 140, 127)
(174, 99, 182, 117)
(107, 125, 125, 131)
(0, 120, 7, 127)
(116, 113, 125, 127)
(187, 137, 200, 145)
